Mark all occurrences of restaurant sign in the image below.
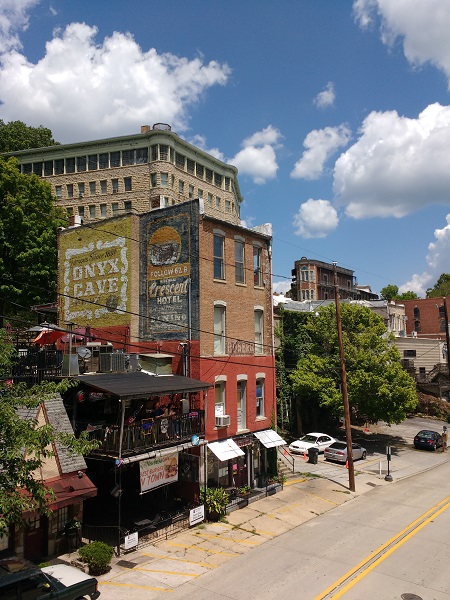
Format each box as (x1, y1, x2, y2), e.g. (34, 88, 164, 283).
(139, 453, 179, 493)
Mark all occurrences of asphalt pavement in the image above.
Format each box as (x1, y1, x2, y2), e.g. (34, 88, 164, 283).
(54, 416, 450, 600)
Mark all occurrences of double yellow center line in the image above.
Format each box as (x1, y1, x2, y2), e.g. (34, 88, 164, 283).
(315, 495, 450, 599)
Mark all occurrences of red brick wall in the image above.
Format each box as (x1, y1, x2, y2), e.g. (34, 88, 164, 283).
(402, 297, 446, 339)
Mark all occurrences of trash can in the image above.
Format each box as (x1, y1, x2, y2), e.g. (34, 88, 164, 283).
(308, 447, 319, 464)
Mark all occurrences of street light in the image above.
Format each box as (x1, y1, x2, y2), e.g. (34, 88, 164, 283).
(333, 262, 356, 492)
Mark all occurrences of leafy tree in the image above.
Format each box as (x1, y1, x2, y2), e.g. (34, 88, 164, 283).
(0, 329, 98, 534)
(426, 274, 450, 298)
(380, 284, 418, 301)
(0, 157, 67, 326)
(380, 284, 399, 301)
(0, 120, 58, 153)
(288, 304, 417, 430)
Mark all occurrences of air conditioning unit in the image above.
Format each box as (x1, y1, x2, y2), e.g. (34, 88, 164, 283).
(215, 415, 230, 427)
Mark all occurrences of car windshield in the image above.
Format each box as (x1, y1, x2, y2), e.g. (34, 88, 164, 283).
(417, 431, 435, 438)
(299, 435, 318, 443)
(328, 442, 346, 450)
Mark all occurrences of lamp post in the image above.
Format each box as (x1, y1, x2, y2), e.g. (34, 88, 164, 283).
(66, 322, 74, 377)
(333, 262, 355, 492)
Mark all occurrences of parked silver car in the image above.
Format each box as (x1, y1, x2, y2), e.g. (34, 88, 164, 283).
(324, 441, 367, 463)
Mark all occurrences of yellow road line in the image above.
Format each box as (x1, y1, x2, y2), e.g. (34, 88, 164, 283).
(284, 478, 307, 485)
(314, 495, 450, 600)
(140, 552, 215, 568)
(99, 581, 172, 592)
(167, 542, 240, 556)
(133, 567, 199, 577)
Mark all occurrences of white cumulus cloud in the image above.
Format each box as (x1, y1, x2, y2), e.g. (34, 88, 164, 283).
(0, 21, 231, 142)
(230, 125, 282, 184)
(0, 0, 39, 53)
(291, 124, 351, 180)
(400, 213, 450, 297)
(354, 0, 450, 88)
(314, 81, 335, 109)
(293, 198, 339, 239)
(334, 103, 450, 219)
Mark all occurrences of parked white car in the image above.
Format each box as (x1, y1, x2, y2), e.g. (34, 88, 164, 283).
(289, 432, 336, 455)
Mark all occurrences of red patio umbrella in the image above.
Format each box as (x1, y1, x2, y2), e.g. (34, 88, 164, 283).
(60, 326, 96, 344)
(33, 328, 66, 346)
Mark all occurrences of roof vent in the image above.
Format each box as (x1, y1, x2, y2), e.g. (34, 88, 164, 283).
(153, 123, 171, 131)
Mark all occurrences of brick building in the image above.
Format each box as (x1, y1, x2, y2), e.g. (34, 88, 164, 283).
(402, 297, 450, 339)
(290, 257, 378, 302)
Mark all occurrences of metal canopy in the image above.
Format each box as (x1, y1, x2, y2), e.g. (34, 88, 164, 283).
(75, 371, 212, 400)
(207, 438, 245, 461)
(253, 429, 286, 448)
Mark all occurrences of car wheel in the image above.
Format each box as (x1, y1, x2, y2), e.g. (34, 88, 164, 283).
(361, 451, 367, 460)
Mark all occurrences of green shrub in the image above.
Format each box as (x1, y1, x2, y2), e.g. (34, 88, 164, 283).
(200, 487, 229, 519)
(78, 541, 113, 575)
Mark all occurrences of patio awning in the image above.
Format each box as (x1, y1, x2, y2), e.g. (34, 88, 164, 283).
(207, 438, 244, 462)
(75, 371, 212, 400)
(46, 474, 97, 510)
(253, 429, 286, 448)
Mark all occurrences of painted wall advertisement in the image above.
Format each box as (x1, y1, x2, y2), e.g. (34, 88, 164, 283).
(143, 212, 191, 339)
(59, 218, 132, 327)
(140, 453, 179, 493)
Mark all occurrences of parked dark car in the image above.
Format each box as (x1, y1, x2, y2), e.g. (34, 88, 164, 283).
(413, 429, 443, 451)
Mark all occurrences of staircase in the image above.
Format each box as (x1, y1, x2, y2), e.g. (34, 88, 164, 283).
(277, 446, 296, 479)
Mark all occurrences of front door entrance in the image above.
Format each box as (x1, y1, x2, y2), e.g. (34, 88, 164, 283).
(24, 515, 45, 561)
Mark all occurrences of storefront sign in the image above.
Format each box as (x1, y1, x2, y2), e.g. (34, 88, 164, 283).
(124, 531, 138, 550)
(189, 505, 205, 526)
(139, 453, 179, 493)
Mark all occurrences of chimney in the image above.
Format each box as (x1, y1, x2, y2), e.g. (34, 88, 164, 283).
(141, 125, 151, 134)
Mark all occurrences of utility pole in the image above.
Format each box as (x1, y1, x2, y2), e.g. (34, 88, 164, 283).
(333, 262, 355, 492)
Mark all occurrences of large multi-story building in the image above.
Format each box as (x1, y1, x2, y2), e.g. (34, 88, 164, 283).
(7, 126, 281, 540)
(402, 297, 449, 339)
(5, 123, 242, 226)
(290, 257, 378, 302)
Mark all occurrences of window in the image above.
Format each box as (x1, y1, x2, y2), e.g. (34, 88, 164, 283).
(100, 180, 107, 194)
(55, 185, 62, 199)
(225, 200, 231, 213)
(77, 156, 87, 172)
(99, 153, 109, 169)
(215, 381, 226, 416)
(122, 149, 134, 165)
(413, 307, 420, 319)
(151, 173, 157, 187)
(214, 304, 226, 355)
(88, 154, 98, 170)
(301, 266, 309, 282)
(78, 206, 85, 218)
(124, 201, 132, 212)
(89, 181, 96, 195)
(66, 207, 73, 216)
(32, 162, 43, 175)
(124, 177, 132, 191)
(151, 145, 158, 161)
(65, 157, 75, 173)
(215, 196, 221, 209)
(100, 204, 107, 217)
(256, 378, 264, 417)
(237, 379, 247, 430)
(187, 158, 195, 174)
(253, 246, 262, 286)
(235, 240, 245, 284)
(159, 145, 169, 160)
(89, 205, 96, 219)
(78, 182, 85, 197)
(160, 196, 170, 207)
(112, 202, 119, 214)
(179, 180, 184, 194)
(110, 151, 120, 167)
(23, 163, 32, 175)
(208, 193, 213, 206)
(214, 173, 222, 188)
(414, 320, 421, 332)
(54, 158, 64, 174)
(197, 164, 204, 179)
(213, 234, 225, 280)
(175, 152, 185, 169)
(254, 309, 264, 354)
(188, 185, 194, 199)
(136, 148, 148, 163)
(404, 349, 417, 358)
(112, 178, 119, 193)
(44, 160, 53, 176)
(205, 168, 213, 183)
(224, 177, 230, 191)
(161, 172, 168, 187)
(198, 189, 203, 199)
(67, 184, 74, 199)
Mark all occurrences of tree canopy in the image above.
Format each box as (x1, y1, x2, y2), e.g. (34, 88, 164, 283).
(277, 304, 417, 433)
(0, 157, 67, 326)
(0, 120, 58, 153)
(426, 274, 450, 298)
(0, 330, 98, 534)
(380, 284, 418, 301)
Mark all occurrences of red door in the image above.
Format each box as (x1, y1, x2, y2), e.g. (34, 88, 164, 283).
(24, 515, 45, 561)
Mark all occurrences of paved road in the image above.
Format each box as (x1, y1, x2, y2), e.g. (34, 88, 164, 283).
(55, 417, 450, 599)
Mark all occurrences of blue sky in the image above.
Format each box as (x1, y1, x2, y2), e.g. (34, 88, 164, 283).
(2, 1, 450, 297)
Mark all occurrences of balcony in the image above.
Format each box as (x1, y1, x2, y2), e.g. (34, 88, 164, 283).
(81, 411, 205, 458)
(10, 347, 63, 384)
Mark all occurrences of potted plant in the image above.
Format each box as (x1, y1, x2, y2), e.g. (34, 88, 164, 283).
(78, 540, 114, 576)
(200, 487, 229, 521)
(238, 484, 251, 497)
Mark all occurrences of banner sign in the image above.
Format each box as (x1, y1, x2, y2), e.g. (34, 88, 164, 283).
(139, 453, 179, 493)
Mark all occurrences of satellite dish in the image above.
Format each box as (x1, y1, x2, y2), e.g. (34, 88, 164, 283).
(77, 346, 92, 359)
